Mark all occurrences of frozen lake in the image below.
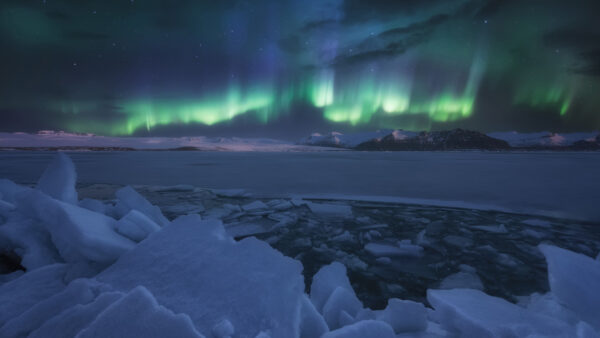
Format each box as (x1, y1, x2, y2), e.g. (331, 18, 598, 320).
(1, 151, 599, 221)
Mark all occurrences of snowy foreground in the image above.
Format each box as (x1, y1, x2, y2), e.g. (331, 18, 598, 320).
(0, 154, 599, 337)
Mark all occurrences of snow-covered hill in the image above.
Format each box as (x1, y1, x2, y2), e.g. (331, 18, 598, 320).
(488, 131, 599, 147)
(0, 131, 339, 152)
(299, 129, 600, 150)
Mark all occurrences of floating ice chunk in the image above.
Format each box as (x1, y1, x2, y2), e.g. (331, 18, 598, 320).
(28, 291, 124, 338)
(343, 256, 368, 271)
(268, 213, 297, 228)
(212, 319, 234, 338)
(0, 179, 30, 204)
(332, 231, 354, 242)
(0, 278, 101, 337)
(539, 244, 600, 330)
(0, 264, 67, 327)
(522, 229, 545, 239)
(22, 190, 135, 265)
(212, 189, 247, 197)
(307, 202, 353, 218)
(77, 286, 204, 338)
(97, 215, 305, 337)
(496, 253, 520, 268)
(310, 262, 355, 312)
(203, 207, 232, 220)
(322, 287, 363, 330)
(471, 224, 507, 233)
(115, 209, 160, 242)
(36, 153, 78, 204)
(115, 186, 169, 227)
(242, 200, 269, 212)
(375, 298, 427, 333)
(427, 288, 574, 337)
(364, 243, 423, 257)
(272, 200, 293, 211)
(78, 198, 106, 214)
(522, 292, 580, 325)
(299, 295, 329, 338)
(322, 320, 395, 338)
(439, 271, 484, 290)
(522, 219, 552, 228)
(415, 229, 431, 246)
(291, 199, 308, 207)
(443, 235, 473, 248)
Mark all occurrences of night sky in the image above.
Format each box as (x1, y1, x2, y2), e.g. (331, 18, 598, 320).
(1, 0, 599, 139)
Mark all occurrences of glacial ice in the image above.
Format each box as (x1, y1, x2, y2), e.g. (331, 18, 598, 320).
(28, 291, 124, 338)
(0, 152, 599, 337)
(310, 262, 355, 312)
(115, 209, 160, 242)
(439, 271, 484, 290)
(21, 190, 135, 266)
(96, 215, 306, 337)
(427, 288, 574, 337)
(321, 320, 395, 338)
(36, 152, 78, 205)
(0, 264, 68, 326)
(114, 185, 169, 227)
(375, 298, 427, 333)
(76, 286, 204, 338)
(539, 244, 600, 330)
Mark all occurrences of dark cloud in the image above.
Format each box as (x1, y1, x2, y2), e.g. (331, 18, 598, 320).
(543, 28, 600, 76)
(341, 0, 450, 23)
(572, 49, 600, 77)
(333, 14, 448, 65)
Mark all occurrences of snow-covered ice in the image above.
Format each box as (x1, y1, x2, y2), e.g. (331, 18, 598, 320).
(36, 152, 78, 205)
(97, 215, 306, 337)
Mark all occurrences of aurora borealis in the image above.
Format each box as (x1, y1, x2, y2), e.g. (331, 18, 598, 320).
(1, 0, 599, 138)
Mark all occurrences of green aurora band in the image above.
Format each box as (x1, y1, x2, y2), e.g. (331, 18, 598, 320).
(65, 54, 498, 135)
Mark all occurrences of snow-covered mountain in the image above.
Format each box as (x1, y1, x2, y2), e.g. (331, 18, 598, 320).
(488, 131, 599, 148)
(0, 131, 339, 152)
(357, 129, 511, 151)
(298, 130, 409, 148)
(300, 129, 600, 150)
